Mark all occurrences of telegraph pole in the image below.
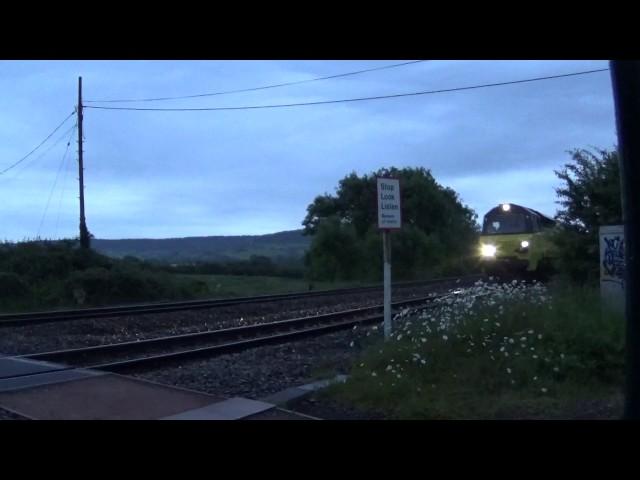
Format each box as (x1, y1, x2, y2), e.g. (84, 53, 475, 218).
(610, 61, 640, 419)
(77, 76, 90, 249)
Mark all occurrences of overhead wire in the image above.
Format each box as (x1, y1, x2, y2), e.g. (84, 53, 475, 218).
(37, 124, 76, 239)
(2, 122, 78, 180)
(83, 68, 610, 113)
(54, 128, 77, 238)
(0, 110, 76, 175)
(84, 60, 428, 103)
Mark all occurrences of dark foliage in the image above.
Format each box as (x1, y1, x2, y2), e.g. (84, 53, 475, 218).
(0, 240, 208, 311)
(302, 167, 479, 281)
(552, 148, 622, 284)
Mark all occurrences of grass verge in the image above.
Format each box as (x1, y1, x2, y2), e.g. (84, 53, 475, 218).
(323, 280, 624, 419)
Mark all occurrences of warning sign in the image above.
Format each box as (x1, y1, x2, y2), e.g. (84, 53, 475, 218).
(377, 177, 401, 229)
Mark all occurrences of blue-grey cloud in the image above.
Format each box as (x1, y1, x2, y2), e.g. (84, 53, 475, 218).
(0, 60, 616, 240)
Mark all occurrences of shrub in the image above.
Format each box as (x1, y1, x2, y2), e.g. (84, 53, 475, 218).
(552, 148, 622, 284)
(0, 240, 210, 311)
(0, 272, 30, 300)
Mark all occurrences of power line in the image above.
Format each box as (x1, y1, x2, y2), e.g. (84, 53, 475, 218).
(84, 68, 610, 113)
(0, 110, 76, 175)
(37, 126, 76, 238)
(54, 128, 76, 239)
(1, 122, 78, 180)
(84, 60, 428, 104)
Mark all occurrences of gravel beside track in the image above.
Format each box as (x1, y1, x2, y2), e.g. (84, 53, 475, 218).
(130, 324, 373, 401)
(0, 281, 468, 356)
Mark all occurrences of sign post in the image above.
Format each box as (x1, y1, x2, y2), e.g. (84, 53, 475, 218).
(599, 225, 625, 314)
(382, 230, 392, 339)
(377, 177, 402, 340)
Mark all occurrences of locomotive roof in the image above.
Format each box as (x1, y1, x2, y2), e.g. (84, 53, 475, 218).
(484, 203, 555, 224)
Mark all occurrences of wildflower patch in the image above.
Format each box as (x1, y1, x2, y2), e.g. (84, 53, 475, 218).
(327, 279, 624, 419)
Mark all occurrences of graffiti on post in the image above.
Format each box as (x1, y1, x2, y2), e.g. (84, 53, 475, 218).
(600, 225, 625, 313)
(602, 235, 625, 287)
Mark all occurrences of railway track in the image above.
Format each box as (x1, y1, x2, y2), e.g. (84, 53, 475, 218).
(14, 291, 460, 374)
(0, 274, 484, 328)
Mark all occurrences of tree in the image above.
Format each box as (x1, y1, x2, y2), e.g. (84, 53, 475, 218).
(303, 167, 478, 281)
(552, 147, 622, 284)
(305, 216, 361, 281)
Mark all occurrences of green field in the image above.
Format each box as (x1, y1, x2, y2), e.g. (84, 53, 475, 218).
(174, 274, 369, 299)
(2, 241, 371, 313)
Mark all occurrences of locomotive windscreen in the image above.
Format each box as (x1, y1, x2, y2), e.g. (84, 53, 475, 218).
(482, 213, 530, 235)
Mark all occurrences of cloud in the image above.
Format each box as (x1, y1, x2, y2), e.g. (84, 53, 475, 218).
(0, 60, 617, 240)
(442, 166, 563, 220)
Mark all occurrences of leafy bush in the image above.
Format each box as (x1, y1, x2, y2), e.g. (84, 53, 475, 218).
(64, 266, 167, 306)
(0, 272, 29, 302)
(0, 240, 209, 311)
(552, 148, 622, 284)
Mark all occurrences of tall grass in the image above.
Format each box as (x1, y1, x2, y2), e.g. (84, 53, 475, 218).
(327, 279, 624, 419)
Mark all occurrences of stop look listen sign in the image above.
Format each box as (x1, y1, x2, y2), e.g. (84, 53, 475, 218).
(377, 177, 402, 229)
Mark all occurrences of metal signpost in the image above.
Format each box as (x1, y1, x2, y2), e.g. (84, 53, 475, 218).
(377, 177, 402, 340)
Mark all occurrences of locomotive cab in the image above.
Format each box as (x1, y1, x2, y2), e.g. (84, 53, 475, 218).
(479, 203, 555, 274)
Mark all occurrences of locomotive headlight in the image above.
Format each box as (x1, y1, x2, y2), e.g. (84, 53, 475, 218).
(481, 244, 497, 257)
(501, 203, 511, 212)
(520, 240, 530, 248)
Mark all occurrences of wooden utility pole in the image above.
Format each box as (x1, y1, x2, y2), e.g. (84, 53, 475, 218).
(610, 61, 640, 419)
(77, 76, 90, 249)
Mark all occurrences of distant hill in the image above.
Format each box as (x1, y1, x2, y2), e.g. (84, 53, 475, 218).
(92, 230, 311, 264)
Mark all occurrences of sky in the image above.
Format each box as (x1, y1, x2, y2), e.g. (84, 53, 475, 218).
(0, 60, 617, 241)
